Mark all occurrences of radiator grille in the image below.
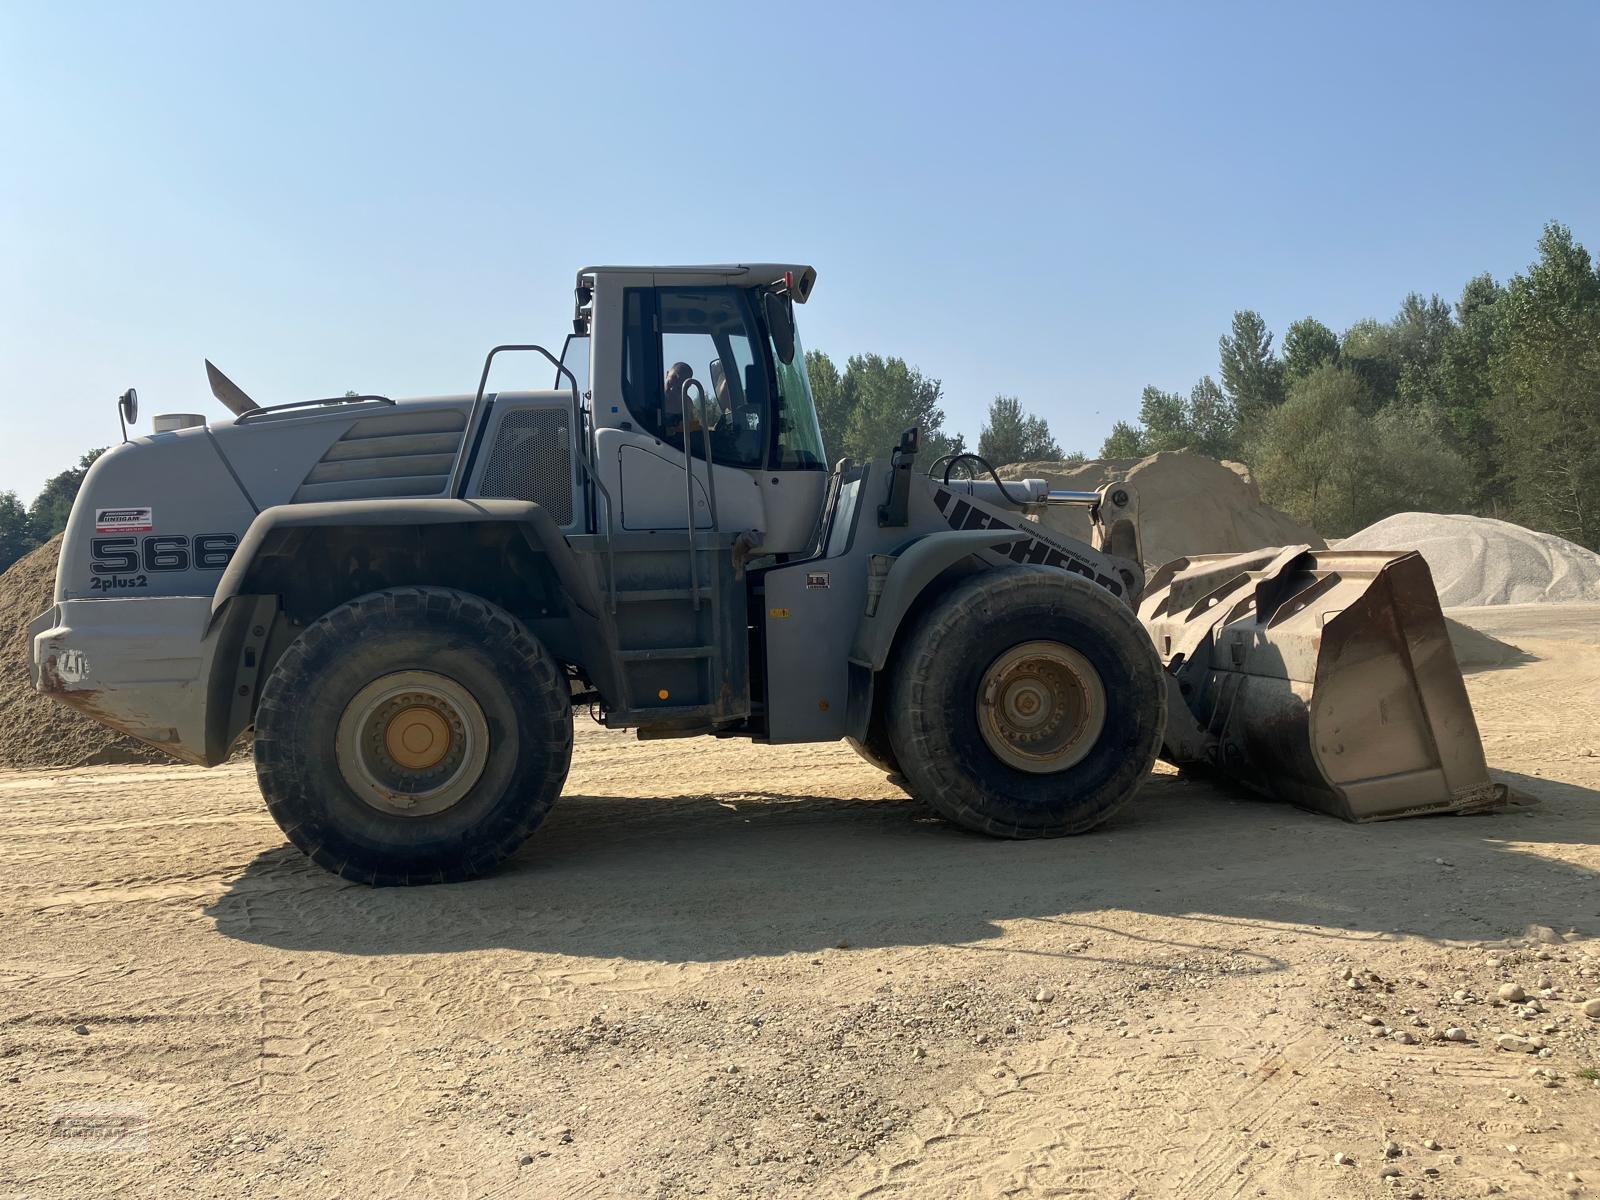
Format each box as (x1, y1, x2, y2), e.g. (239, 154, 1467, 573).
(478, 409, 574, 523)
(292, 408, 467, 503)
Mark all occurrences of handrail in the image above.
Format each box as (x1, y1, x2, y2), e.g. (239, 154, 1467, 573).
(676, 380, 724, 612)
(450, 344, 615, 610)
(233, 394, 395, 424)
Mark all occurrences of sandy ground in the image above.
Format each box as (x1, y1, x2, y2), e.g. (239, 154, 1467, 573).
(2, 611, 1599, 1199)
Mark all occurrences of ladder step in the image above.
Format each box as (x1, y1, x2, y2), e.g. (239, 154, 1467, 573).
(614, 587, 711, 603)
(617, 645, 717, 663)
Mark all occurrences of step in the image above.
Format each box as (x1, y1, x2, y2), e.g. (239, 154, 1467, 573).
(616, 645, 717, 663)
(614, 587, 712, 604)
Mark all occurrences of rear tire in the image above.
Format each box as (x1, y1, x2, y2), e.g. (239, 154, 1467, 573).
(254, 587, 572, 884)
(886, 567, 1165, 837)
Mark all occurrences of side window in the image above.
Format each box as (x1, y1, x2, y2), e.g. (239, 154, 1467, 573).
(556, 333, 589, 397)
(619, 286, 770, 469)
(621, 289, 658, 436)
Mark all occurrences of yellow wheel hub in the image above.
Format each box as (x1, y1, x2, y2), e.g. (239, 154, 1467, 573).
(383, 705, 453, 771)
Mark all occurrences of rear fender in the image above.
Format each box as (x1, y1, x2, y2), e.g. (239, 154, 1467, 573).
(207, 499, 620, 746)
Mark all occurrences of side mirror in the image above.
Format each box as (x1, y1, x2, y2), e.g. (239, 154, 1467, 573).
(763, 291, 796, 365)
(117, 387, 139, 440)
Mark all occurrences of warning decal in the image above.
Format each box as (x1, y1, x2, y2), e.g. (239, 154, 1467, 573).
(95, 507, 154, 534)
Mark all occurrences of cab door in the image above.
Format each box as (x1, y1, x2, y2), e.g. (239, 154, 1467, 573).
(595, 286, 768, 536)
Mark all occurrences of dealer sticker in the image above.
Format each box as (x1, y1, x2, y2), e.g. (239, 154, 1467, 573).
(806, 571, 830, 590)
(95, 507, 153, 534)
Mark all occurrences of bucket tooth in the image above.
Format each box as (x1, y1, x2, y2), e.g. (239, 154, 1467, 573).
(1140, 546, 1508, 822)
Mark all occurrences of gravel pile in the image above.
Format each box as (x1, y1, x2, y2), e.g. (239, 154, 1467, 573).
(1341, 513, 1600, 606)
(0, 536, 164, 769)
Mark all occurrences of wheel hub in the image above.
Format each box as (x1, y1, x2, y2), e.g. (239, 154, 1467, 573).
(336, 671, 490, 817)
(384, 704, 452, 770)
(977, 641, 1107, 774)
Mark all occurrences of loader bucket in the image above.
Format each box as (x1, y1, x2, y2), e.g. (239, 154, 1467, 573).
(1140, 545, 1507, 822)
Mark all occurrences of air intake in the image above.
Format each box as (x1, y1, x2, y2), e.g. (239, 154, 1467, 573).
(478, 409, 574, 523)
(292, 408, 467, 503)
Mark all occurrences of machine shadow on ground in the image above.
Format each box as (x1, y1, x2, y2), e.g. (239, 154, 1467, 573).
(206, 766, 1600, 965)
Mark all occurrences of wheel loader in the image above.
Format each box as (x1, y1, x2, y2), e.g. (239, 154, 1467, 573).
(27, 263, 1506, 884)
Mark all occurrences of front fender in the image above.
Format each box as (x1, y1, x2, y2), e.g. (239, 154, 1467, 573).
(848, 529, 1029, 673)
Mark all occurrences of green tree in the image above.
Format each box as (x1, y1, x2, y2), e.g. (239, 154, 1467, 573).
(1338, 318, 1399, 411)
(1487, 222, 1600, 547)
(1339, 293, 1454, 414)
(977, 395, 1061, 465)
(807, 351, 965, 465)
(1282, 317, 1340, 382)
(0, 491, 37, 573)
(1249, 364, 1468, 535)
(27, 449, 106, 542)
(805, 349, 849, 463)
(1219, 310, 1285, 428)
(842, 353, 963, 463)
(1391, 292, 1456, 409)
(1438, 273, 1507, 512)
(1099, 377, 1236, 459)
(1100, 420, 1146, 458)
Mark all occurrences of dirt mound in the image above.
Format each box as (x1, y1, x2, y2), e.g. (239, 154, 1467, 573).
(1001, 451, 1325, 568)
(1341, 512, 1600, 606)
(0, 536, 165, 769)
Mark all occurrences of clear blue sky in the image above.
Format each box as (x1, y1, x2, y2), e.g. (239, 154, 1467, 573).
(3, 2, 1597, 501)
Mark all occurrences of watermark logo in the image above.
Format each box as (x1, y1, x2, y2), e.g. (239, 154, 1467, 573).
(47, 1103, 149, 1154)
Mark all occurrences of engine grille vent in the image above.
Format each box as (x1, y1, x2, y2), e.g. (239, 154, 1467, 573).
(478, 409, 574, 523)
(292, 408, 468, 503)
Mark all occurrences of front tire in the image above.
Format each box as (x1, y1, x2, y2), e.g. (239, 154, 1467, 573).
(254, 587, 572, 884)
(887, 567, 1165, 838)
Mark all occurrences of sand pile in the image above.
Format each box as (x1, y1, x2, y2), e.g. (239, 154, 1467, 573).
(1442, 618, 1524, 670)
(1341, 513, 1600, 606)
(0, 536, 165, 769)
(1001, 451, 1325, 568)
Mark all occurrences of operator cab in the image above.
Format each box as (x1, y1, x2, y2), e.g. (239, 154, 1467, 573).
(574, 264, 828, 557)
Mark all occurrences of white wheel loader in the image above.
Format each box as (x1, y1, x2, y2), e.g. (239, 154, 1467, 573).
(27, 264, 1506, 884)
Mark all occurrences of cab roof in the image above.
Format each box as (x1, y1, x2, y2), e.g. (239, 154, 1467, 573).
(576, 263, 816, 303)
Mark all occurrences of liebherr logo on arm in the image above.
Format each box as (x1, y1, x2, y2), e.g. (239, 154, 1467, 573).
(933, 488, 1123, 597)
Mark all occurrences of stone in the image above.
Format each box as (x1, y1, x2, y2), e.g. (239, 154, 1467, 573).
(1498, 983, 1526, 1003)
(1445, 1027, 1469, 1042)
(1333, 1152, 1355, 1166)
(1384, 1140, 1402, 1158)
(1581, 998, 1600, 1019)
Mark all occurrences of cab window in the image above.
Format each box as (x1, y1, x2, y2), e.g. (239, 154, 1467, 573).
(620, 286, 769, 469)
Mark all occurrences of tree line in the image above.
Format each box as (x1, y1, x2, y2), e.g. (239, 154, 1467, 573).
(1103, 221, 1600, 545)
(806, 353, 1075, 472)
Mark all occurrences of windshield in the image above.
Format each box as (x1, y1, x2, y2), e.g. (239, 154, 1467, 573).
(770, 320, 827, 470)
